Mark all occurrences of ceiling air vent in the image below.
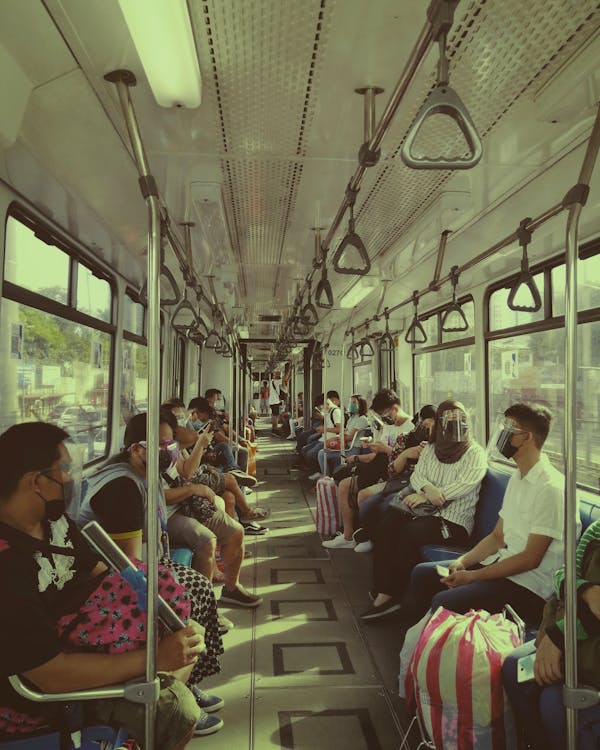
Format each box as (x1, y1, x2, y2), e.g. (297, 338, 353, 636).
(258, 314, 282, 322)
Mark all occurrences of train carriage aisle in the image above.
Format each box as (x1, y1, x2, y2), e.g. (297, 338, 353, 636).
(195, 422, 410, 750)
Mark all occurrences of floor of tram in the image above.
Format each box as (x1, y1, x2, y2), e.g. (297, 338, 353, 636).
(192, 422, 412, 750)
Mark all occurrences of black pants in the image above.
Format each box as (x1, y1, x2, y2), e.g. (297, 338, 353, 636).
(372, 508, 469, 599)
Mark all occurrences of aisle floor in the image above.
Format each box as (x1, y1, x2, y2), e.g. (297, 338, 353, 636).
(189, 423, 413, 750)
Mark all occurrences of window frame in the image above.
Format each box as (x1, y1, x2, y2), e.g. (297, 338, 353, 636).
(3, 204, 117, 465)
(483, 236, 600, 492)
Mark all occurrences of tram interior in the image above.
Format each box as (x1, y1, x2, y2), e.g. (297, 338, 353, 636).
(1, 0, 600, 748)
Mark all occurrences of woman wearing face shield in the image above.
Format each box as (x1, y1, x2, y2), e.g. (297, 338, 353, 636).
(361, 400, 487, 621)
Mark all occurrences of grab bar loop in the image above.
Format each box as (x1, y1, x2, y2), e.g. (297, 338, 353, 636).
(332, 185, 371, 275)
(401, 26, 482, 171)
(315, 246, 334, 309)
(507, 219, 542, 313)
(301, 278, 319, 327)
(441, 265, 469, 332)
(405, 291, 428, 344)
(139, 238, 181, 306)
(379, 309, 395, 352)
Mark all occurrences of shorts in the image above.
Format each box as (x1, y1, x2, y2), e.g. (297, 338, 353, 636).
(167, 507, 242, 551)
(270, 403, 280, 416)
(88, 673, 199, 750)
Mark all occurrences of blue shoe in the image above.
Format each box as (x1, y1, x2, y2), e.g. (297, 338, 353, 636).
(194, 711, 224, 735)
(190, 685, 225, 713)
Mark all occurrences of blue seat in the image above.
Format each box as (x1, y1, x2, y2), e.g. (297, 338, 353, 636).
(420, 466, 600, 564)
(170, 546, 193, 567)
(420, 467, 510, 563)
(0, 725, 126, 749)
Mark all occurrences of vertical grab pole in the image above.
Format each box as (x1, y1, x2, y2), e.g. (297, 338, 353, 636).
(339, 337, 345, 465)
(105, 70, 160, 750)
(563, 103, 600, 749)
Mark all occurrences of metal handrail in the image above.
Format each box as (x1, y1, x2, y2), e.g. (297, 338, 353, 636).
(563, 101, 600, 749)
(106, 69, 161, 750)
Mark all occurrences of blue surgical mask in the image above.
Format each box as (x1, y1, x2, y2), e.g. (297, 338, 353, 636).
(190, 419, 204, 431)
(177, 418, 187, 427)
(348, 403, 358, 414)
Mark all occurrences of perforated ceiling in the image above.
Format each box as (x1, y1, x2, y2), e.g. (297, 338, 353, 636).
(186, 0, 599, 345)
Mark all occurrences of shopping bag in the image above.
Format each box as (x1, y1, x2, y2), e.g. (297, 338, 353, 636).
(316, 476, 341, 537)
(405, 607, 522, 750)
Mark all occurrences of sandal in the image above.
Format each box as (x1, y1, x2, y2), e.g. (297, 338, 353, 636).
(242, 507, 270, 521)
(212, 569, 226, 584)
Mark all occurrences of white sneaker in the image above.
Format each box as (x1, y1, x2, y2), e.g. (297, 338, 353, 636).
(322, 533, 355, 549)
(354, 540, 374, 553)
(308, 471, 323, 481)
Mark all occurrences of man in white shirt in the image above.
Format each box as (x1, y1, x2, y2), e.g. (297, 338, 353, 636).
(410, 403, 572, 627)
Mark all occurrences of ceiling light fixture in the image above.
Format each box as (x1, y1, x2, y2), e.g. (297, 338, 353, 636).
(339, 277, 378, 308)
(118, 0, 202, 108)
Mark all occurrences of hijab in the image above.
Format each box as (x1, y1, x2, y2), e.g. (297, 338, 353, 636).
(430, 399, 472, 464)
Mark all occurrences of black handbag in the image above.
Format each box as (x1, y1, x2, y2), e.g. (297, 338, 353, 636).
(332, 462, 358, 485)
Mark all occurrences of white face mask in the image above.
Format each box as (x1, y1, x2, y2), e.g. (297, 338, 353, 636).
(214, 399, 225, 411)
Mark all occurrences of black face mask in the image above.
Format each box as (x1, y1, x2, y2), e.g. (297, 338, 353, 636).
(496, 429, 519, 459)
(36, 474, 73, 522)
(158, 449, 173, 472)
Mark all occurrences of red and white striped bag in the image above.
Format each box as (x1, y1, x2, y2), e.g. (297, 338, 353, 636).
(405, 607, 522, 750)
(315, 476, 341, 537)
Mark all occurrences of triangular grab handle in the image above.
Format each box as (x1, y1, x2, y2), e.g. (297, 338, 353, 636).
(506, 274, 542, 313)
(302, 302, 319, 327)
(440, 302, 469, 332)
(315, 277, 334, 309)
(139, 264, 181, 306)
(332, 232, 371, 275)
(401, 84, 482, 171)
(405, 317, 428, 344)
(170, 298, 200, 330)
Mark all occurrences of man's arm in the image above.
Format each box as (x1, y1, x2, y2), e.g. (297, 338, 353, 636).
(453, 519, 505, 570)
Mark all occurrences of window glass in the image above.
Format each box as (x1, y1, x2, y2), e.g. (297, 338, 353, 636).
(121, 340, 148, 432)
(353, 362, 374, 404)
(488, 272, 545, 330)
(4, 216, 69, 303)
(414, 345, 477, 435)
(488, 322, 600, 490)
(77, 265, 111, 322)
(0, 298, 111, 462)
(442, 299, 475, 343)
(552, 255, 600, 316)
(418, 314, 439, 346)
(124, 293, 144, 336)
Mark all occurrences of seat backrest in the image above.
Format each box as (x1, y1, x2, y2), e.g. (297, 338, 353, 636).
(579, 497, 600, 532)
(470, 467, 510, 544)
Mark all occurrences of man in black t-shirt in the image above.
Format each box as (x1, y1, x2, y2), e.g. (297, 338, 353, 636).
(0, 422, 202, 749)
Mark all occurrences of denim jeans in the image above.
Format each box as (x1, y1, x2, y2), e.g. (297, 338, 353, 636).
(213, 442, 248, 472)
(318, 446, 361, 475)
(502, 640, 600, 750)
(358, 490, 395, 539)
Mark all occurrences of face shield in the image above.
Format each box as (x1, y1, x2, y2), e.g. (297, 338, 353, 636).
(158, 439, 180, 473)
(440, 408, 469, 443)
(53, 439, 84, 519)
(487, 417, 528, 461)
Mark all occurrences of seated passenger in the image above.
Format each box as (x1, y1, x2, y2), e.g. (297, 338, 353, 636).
(187, 397, 256, 488)
(351, 405, 436, 552)
(293, 393, 325, 456)
(410, 403, 571, 629)
(0, 422, 208, 747)
(502, 518, 600, 750)
(302, 390, 342, 477)
(317, 395, 370, 477)
(361, 400, 487, 621)
(163, 400, 269, 524)
(327, 389, 411, 548)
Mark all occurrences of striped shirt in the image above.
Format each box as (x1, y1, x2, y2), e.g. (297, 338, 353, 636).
(410, 442, 487, 535)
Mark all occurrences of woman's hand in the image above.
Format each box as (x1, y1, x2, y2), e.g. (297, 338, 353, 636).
(582, 584, 600, 621)
(403, 492, 428, 508)
(422, 484, 445, 506)
(369, 441, 390, 454)
(157, 620, 205, 672)
(442, 569, 475, 588)
(197, 431, 214, 449)
(402, 445, 425, 460)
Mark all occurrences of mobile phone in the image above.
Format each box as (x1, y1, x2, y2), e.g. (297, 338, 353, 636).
(436, 564, 450, 578)
(198, 421, 213, 434)
(517, 653, 536, 683)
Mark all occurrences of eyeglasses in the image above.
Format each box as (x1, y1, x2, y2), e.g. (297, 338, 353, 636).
(36, 462, 73, 478)
(136, 440, 178, 451)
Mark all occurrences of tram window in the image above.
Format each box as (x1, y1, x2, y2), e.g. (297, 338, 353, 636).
(124, 292, 145, 336)
(173, 334, 186, 400)
(442, 299, 475, 344)
(488, 323, 600, 490)
(4, 216, 69, 303)
(76, 265, 111, 322)
(488, 273, 545, 330)
(552, 254, 600, 316)
(121, 340, 148, 426)
(0, 298, 111, 461)
(353, 362, 374, 403)
(421, 314, 439, 345)
(414, 345, 477, 434)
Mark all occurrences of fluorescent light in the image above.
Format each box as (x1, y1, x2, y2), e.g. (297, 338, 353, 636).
(119, 0, 202, 108)
(339, 278, 378, 309)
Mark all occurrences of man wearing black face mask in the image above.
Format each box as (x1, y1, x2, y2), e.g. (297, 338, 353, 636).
(410, 403, 575, 628)
(0, 422, 204, 749)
